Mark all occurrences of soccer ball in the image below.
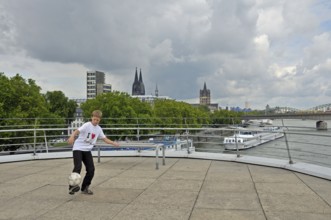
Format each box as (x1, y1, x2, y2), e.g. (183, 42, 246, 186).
(68, 172, 81, 186)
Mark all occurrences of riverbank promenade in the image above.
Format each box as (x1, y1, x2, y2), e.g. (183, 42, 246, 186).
(0, 157, 331, 220)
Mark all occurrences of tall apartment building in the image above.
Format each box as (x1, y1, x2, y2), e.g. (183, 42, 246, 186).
(86, 71, 112, 99)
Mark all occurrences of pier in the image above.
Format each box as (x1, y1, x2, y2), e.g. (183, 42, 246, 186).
(1, 120, 331, 219)
(0, 157, 331, 219)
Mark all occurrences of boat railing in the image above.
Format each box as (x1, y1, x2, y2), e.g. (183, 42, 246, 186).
(1, 124, 331, 170)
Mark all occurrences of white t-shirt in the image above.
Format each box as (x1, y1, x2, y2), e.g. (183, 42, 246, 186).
(72, 122, 106, 151)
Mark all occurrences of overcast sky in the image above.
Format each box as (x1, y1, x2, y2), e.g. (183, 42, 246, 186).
(1, 0, 331, 110)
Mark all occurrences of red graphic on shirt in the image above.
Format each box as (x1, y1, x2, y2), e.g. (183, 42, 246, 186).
(91, 133, 96, 139)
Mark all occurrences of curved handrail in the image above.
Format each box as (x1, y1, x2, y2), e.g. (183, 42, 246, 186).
(0, 125, 331, 179)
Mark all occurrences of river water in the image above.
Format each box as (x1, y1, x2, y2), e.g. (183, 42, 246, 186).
(195, 119, 331, 168)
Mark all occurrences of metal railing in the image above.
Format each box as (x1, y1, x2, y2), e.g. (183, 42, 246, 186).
(1, 122, 331, 168)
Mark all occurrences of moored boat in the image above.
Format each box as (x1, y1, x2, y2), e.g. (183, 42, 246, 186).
(223, 126, 284, 150)
(242, 119, 273, 127)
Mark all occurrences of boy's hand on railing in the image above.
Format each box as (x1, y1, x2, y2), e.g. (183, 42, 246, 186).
(112, 141, 120, 147)
(103, 137, 120, 147)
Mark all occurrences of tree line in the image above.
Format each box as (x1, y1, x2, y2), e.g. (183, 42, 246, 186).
(0, 73, 243, 151)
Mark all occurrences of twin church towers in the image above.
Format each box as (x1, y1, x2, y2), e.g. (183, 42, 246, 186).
(132, 67, 146, 96)
(131, 68, 212, 106)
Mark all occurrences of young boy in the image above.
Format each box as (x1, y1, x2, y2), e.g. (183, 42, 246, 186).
(67, 110, 119, 195)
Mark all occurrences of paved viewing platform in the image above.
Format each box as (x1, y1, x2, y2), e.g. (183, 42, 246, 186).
(0, 156, 331, 220)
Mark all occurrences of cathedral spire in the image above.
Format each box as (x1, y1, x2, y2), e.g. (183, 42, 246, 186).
(139, 68, 145, 95)
(134, 67, 138, 83)
(139, 69, 143, 83)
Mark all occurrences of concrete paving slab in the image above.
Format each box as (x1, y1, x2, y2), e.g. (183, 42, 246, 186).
(27, 158, 72, 167)
(201, 180, 256, 193)
(160, 170, 206, 180)
(259, 193, 331, 213)
(129, 158, 178, 170)
(0, 178, 50, 199)
(148, 179, 203, 192)
(190, 208, 266, 220)
(7, 172, 65, 188)
(91, 168, 127, 184)
(0, 160, 37, 171)
(0, 164, 48, 176)
(0, 194, 65, 220)
(132, 189, 199, 207)
(74, 187, 143, 204)
(297, 172, 331, 187)
(195, 191, 262, 210)
(113, 203, 192, 220)
(297, 173, 331, 205)
(208, 160, 249, 172)
(117, 169, 166, 178)
(98, 177, 156, 190)
(22, 185, 72, 200)
(95, 162, 137, 171)
(265, 211, 331, 220)
(205, 171, 252, 182)
(249, 166, 302, 183)
(0, 157, 331, 219)
(248, 164, 289, 174)
(99, 157, 145, 169)
(0, 171, 28, 183)
(255, 182, 316, 195)
(170, 158, 211, 172)
(36, 201, 126, 220)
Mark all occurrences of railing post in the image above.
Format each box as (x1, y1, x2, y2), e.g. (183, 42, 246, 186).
(44, 130, 48, 153)
(33, 118, 37, 156)
(156, 145, 159, 170)
(184, 117, 190, 154)
(235, 134, 240, 157)
(33, 128, 36, 156)
(162, 144, 165, 165)
(282, 119, 293, 164)
(136, 118, 140, 141)
(98, 145, 101, 163)
(283, 131, 293, 164)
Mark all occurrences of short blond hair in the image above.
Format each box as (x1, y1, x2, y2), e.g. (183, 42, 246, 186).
(91, 110, 102, 118)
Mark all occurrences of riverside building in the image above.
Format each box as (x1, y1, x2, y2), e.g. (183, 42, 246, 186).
(86, 71, 112, 99)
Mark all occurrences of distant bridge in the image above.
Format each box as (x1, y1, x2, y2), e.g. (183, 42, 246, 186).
(241, 112, 331, 121)
(266, 103, 331, 113)
(307, 103, 331, 112)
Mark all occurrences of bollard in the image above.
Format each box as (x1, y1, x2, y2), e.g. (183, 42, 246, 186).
(316, 121, 327, 130)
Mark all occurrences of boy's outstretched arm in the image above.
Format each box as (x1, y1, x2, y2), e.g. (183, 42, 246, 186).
(103, 137, 120, 147)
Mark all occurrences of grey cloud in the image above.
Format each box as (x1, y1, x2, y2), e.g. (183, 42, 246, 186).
(1, 0, 331, 109)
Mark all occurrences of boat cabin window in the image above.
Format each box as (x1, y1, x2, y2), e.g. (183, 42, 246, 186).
(240, 131, 251, 135)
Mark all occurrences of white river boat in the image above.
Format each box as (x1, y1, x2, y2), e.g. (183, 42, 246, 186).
(223, 126, 284, 150)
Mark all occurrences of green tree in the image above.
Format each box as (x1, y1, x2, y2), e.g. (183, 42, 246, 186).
(0, 73, 75, 151)
(153, 100, 210, 130)
(81, 91, 152, 120)
(210, 109, 243, 127)
(80, 91, 154, 139)
(0, 73, 51, 150)
(44, 90, 77, 120)
(0, 73, 48, 119)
